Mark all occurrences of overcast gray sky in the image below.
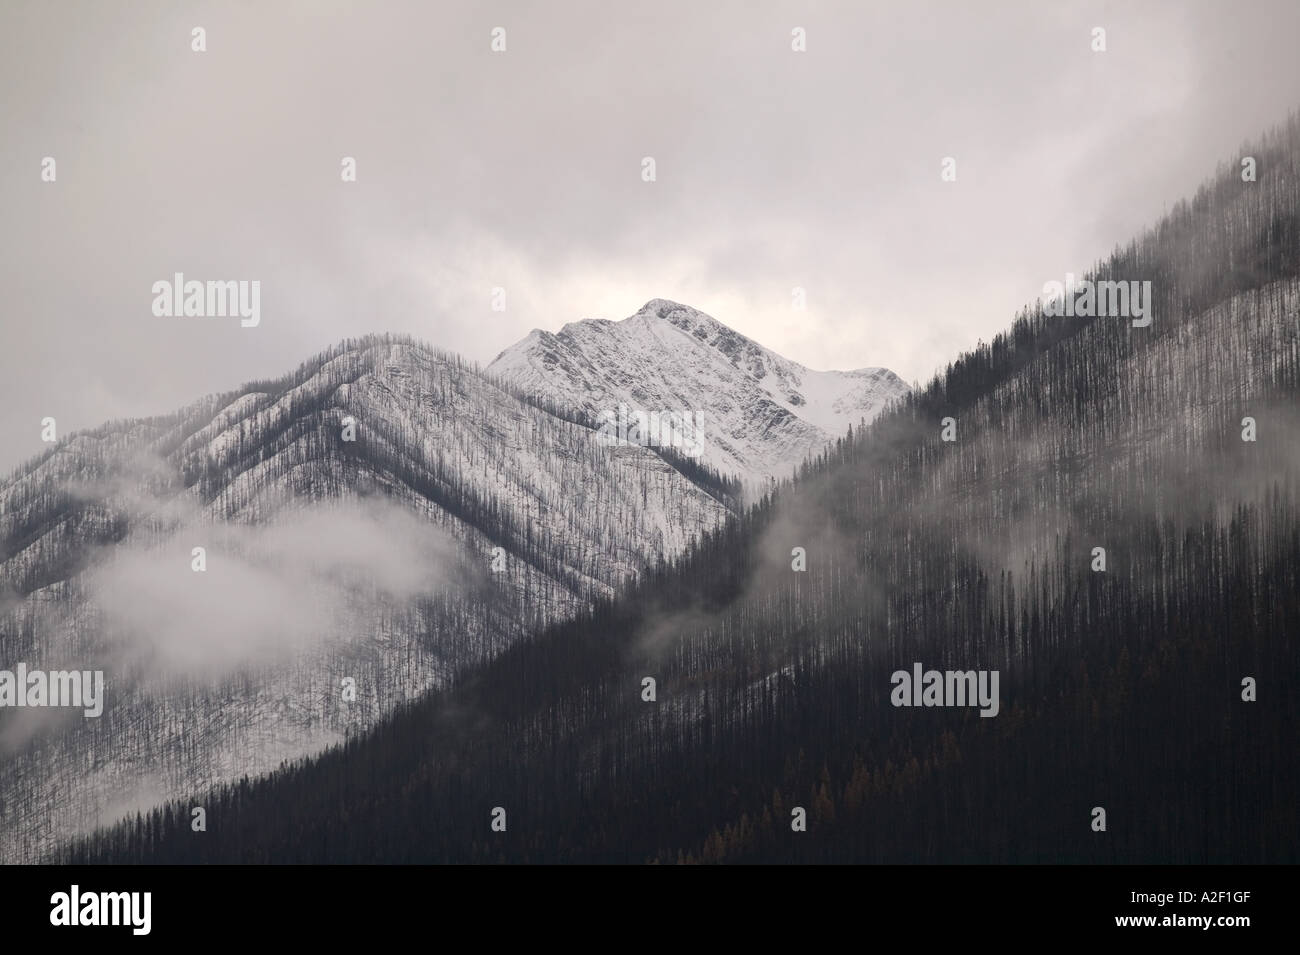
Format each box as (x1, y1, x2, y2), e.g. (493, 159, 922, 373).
(3, 0, 1299, 473)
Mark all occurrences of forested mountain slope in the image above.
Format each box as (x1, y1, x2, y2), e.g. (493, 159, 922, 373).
(0, 338, 737, 861)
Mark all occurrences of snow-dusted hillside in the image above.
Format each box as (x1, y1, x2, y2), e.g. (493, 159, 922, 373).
(488, 299, 911, 485)
(0, 304, 906, 861)
(0, 335, 731, 862)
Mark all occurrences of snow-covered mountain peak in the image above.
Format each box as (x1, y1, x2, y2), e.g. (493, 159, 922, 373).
(489, 300, 910, 485)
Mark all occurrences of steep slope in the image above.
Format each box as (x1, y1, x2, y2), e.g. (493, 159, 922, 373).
(488, 299, 910, 485)
(0, 336, 732, 862)
(78, 115, 1300, 865)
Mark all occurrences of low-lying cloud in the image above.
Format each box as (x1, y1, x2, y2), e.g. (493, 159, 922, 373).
(87, 499, 461, 679)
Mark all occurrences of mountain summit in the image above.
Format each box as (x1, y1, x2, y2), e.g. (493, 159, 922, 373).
(488, 299, 910, 484)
